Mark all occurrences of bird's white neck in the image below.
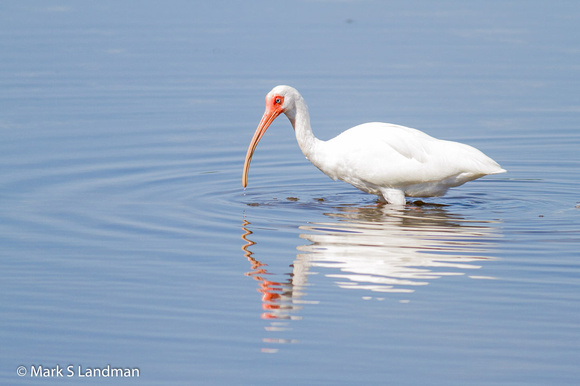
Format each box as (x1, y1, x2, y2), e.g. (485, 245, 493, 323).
(284, 95, 321, 161)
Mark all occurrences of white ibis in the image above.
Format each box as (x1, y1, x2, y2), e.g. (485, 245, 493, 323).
(243, 85, 506, 205)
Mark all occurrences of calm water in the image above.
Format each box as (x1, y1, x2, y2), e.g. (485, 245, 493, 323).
(1, 1, 579, 385)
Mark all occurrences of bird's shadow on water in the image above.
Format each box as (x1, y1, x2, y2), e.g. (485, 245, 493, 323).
(240, 198, 504, 353)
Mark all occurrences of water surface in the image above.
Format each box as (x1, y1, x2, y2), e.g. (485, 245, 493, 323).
(1, 1, 579, 385)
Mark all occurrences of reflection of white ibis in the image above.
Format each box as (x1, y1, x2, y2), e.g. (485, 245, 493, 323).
(243, 85, 506, 205)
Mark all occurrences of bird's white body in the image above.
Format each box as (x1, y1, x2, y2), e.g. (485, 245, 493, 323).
(243, 85, 505, 205)
(307, 122, 504, 203)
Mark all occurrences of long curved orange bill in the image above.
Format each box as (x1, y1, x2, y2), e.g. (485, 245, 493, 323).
(242, 107, 282, 188)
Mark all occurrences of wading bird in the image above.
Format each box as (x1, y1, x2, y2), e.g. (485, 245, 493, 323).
(242, 85, 505, 205)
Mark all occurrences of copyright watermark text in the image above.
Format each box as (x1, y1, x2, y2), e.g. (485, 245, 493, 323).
(17, 364, 140, 378)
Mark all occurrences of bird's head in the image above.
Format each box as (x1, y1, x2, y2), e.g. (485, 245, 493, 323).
(242, 85, 300, 188)
(263, 85, 302, 123)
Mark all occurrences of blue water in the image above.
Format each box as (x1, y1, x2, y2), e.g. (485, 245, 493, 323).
(1, 1, 579, 385)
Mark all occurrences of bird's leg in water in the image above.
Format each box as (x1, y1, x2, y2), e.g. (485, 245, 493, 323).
(380, 188, 406, 205)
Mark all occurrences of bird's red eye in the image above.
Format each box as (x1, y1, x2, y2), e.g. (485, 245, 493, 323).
(268, 95, 284, 109)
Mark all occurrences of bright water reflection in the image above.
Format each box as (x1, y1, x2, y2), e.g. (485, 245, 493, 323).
(299, 204, 502, 293)
(242, 203, 502, 352)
